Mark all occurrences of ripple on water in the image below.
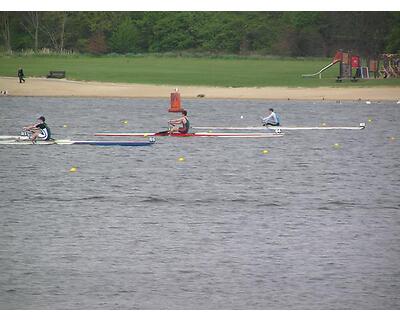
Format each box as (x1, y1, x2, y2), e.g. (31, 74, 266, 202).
(1, 97, 399, 309)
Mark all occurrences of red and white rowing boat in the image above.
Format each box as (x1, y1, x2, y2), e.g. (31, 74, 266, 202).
(95, 131, 284, 138)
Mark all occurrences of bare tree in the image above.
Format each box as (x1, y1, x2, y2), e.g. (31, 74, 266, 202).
(60, 13, 67, 52)
(0, 12, 11, 53)
(41, 12, 68, 52)
(21, 12, 40, 52)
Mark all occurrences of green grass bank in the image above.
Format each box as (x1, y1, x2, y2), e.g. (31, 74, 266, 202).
(1, 54, 399, 87)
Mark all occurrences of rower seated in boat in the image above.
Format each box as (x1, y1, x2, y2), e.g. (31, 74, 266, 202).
(168, 110, 190, 134)
(262, 108, 280, 126)
(22, 116, 52, 143)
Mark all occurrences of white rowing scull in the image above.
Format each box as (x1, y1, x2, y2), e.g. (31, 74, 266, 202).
(193, 123, 366, 131)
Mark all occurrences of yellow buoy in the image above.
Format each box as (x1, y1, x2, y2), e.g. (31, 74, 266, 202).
(333, 143, 341, 148)
(178, 157, 185, 162)
(368, 118, 373, 123)
(262, 149, 269, 154)
(69, 166, 77, 173)
(63, 124, 68, 128)
(121, 120, 128, 125)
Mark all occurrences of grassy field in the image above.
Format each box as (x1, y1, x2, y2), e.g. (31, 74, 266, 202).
(1, 54, 399, 87)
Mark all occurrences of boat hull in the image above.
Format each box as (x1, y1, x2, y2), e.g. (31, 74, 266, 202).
(0, 139, 155, 146)
(193, 124, 366, 131)
(95, 132, 284, 138)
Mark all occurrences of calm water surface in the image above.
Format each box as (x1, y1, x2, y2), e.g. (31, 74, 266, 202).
(0, 97, 399, 309)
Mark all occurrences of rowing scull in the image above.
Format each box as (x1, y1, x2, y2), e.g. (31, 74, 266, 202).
(193, 123, 366, 131)
(0, 138, 155, 146)
(94, 132, 284, 138)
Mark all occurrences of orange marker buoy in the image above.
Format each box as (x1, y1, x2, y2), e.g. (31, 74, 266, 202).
(169, 89, 185, 112)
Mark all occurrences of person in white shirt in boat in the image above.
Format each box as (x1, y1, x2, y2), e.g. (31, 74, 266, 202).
(262, 108, 280, 126)
(168, 110, 190, 134)
(23, 116, 51, 143)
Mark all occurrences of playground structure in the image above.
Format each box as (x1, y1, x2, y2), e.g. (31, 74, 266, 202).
(302, 50, 400, 81)
(378, 54, 400, 78)
(302, 51, 342, 79)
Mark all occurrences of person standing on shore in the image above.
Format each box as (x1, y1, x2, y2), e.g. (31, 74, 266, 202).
(18, 67, 25, 83)
(262, 108, 280, 126)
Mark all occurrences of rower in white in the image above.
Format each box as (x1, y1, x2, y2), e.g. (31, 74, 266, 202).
(262, 108, 280, 126)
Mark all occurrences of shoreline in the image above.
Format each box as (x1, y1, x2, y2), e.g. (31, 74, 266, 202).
(0, 77, 399, 101)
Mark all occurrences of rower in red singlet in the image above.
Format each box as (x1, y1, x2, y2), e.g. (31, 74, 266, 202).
(168, 110, 190, 134)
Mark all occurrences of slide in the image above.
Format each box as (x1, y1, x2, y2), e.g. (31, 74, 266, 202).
(302, 60, 340, 78)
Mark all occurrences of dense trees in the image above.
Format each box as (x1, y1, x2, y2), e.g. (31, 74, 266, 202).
(0, 12, 12, 53)
(1, 12, 399, 56)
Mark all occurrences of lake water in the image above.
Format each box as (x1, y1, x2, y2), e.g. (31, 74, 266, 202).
(0, 97, 399, 309)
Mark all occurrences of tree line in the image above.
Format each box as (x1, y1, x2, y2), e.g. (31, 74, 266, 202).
(1, 12, 399, 57)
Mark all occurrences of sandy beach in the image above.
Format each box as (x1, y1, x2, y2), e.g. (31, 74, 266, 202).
(0, 76, 399, 101)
